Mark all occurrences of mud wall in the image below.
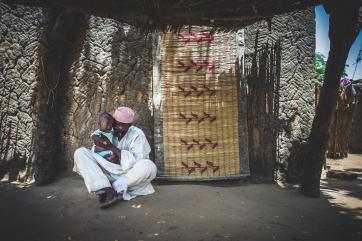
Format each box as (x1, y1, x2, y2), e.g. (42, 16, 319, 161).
(0, 3, 45, 181)
(0, 3, 152, 183)
(0, 2, 315, 182)
(64, 16, 153, 164)
(244, 8, 315, 180)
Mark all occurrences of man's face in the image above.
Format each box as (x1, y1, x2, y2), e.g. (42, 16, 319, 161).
(114, 120, 132, 136)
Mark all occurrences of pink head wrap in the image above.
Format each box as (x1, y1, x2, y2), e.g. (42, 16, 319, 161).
(113, 107, 135, 124)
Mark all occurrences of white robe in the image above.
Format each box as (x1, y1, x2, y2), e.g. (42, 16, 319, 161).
(73, 126, 157, 200)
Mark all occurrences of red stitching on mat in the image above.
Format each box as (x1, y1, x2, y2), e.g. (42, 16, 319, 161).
(180, 160, 219, 175)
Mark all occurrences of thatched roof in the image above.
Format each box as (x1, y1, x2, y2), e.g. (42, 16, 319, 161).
(3, 0, 325, 30)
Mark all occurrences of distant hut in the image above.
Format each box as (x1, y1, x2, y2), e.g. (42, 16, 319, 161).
(349, 81, 362, 153)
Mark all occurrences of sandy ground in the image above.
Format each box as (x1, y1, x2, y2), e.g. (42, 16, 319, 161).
(0, 154, 361, 241)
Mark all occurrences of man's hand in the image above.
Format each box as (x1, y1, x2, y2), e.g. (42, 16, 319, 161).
(92, 134, 111, 148)
(105, 154, 119, 164)
(99, 133, 112, 147)
(109, 144, 122, 163)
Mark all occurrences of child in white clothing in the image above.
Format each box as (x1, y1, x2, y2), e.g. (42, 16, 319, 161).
(91, 112, 118, 163)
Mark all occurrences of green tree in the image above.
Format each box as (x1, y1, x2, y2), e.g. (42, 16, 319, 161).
(315, 52, 348, 83)
(315, 52, 326, 83)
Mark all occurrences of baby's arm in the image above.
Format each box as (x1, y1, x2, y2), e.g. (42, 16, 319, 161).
(105, 153, 119, 164)
(92, 134, 111, 150)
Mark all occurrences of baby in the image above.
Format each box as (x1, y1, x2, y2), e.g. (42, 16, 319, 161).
(91, 112, 118, 163)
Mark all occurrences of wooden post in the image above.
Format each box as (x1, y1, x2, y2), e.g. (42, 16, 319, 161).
(301, 0, 361, 197)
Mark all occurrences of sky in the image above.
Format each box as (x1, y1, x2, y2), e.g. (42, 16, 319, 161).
(315, 5, 362, 80)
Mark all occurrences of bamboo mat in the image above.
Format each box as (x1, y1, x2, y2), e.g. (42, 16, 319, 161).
(160, 27, 241, 178)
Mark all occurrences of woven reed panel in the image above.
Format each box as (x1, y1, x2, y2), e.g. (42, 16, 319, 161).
(160, 27, 240, 178)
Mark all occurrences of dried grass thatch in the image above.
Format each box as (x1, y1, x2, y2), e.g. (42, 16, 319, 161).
(4, 0, 323, 31)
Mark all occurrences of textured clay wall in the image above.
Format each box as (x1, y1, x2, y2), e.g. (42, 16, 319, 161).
(244, 8, 315, 178)
(64, 16, 153, 162)
(0, 3, 45, 181)
(0, 5, 153, 181)
(0, 3, 315, 182)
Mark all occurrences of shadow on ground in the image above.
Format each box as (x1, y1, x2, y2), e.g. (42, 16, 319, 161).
(0, 171, 361, 241)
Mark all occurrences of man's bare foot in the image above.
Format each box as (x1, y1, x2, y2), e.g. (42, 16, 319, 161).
(99, 188, 123, 209)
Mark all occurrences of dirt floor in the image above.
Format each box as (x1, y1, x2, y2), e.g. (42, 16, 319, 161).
(0, 154, 361, 241)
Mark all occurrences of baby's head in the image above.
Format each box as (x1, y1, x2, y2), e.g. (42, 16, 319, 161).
(98, 112, 114, 132)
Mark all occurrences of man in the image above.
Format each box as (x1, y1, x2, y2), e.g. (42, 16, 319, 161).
(73, 106, 157, 209)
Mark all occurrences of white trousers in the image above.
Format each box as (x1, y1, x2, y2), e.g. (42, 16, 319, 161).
(73, 147, 157, 200)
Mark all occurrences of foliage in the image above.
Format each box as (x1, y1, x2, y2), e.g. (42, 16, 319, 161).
(315, 52, 348, 83)
(315, 52, 326, 83)
(315, 53, 360, 108)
